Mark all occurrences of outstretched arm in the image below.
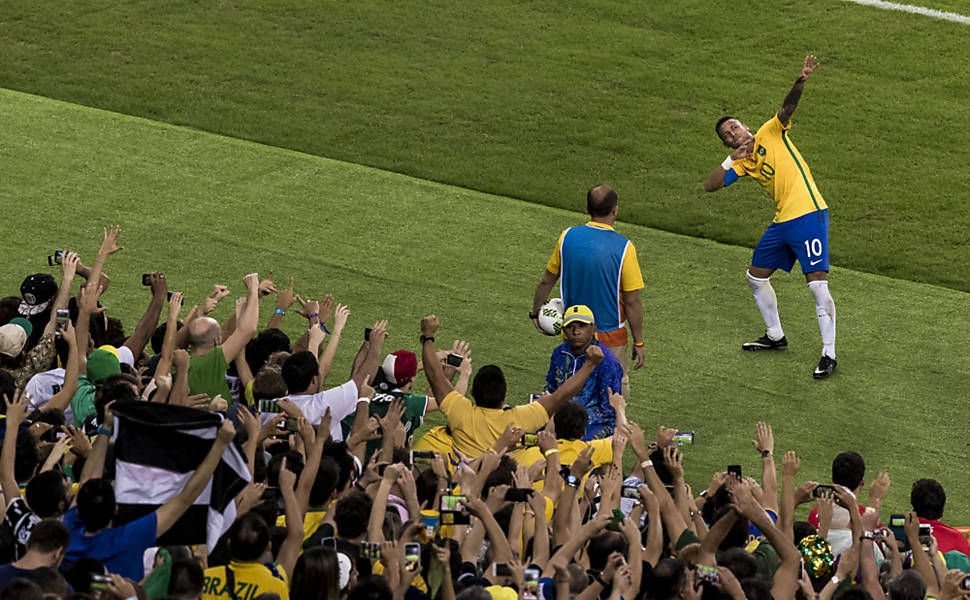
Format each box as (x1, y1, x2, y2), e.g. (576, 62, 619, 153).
(704, 141, 754, 192)
(777, 55, 819, 126)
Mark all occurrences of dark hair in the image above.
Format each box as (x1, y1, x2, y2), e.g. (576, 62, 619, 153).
(266, 451, 304, 489)
(347, 575, 392, 600)
(247, 330, 292, 375)
(309, 457, 341, 508)
(456, 587, 492, 600)
(151, 321, 183, 355)
(715, 116, 736, 138)
(24, 518, 70, 553)
(230, 512, 271, 561)
(588, 531, 627, 570)
(168, 559, 204, 597)
(95, 373, 139, 425)
(322, 441, 355, 493)
(0, 578, 44, 600)
(742, 577, 773, 600)
(14, 431, 39, 483)
(0, 371, 15, 413)
(282, 351, 318, 394)
(76, 478, 116, 532)
(836, 587, 874, 600)
(910, 478, 945, 521)
(25, 566, 68, 597)
(482, 455, 517, 500)
(710, 504, 749, 550)
(105, 317, 127, 347)
(888, 570, 926, 600)
(554, 402, 588, 440)
(719, 547, 757, 580)
(793, 520, 817, 545)
(646, 558, 689, 600)
(832, 452, 865, 490)
(63, 557, 106, 594)
(333, 491, 372, 539)
(28, 408, 66, 443)
(586, 184, 618, 218)
(470, 365, 506, 409)
(25, 470, 68, 518)
(291, 547, 341, 600)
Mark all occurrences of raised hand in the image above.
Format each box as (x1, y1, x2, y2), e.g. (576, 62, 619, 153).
(333, 304, 350, 333)
(731, 138, 755, 160)
(243, 273, 260, 293)
(782, 451, 800, 478)
(370, 320, 389, 345)
(209, 284, 230, 302)
(61, 251, 80, 280)
(79, 283, 105, 314)
(100, 225, 124, 256)
(798, 55, 819, 81)
(276, 278, 297, 309)
(869, 471, 890, 505)
(751, 421, 773, 455)
(258, 271, 277, 297)
(662, 445, 684, 480)
(584, 344, 604, 365)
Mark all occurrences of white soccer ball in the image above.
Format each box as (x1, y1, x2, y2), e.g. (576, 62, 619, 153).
(537, 298, 564, 336)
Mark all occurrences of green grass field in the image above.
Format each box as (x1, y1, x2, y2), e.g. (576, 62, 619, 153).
(3, 1, 969, 290)
(2, 86, 968, 523)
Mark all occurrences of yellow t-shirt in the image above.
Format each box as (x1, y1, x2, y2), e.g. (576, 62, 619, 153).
(514, 438, 613, 469)
(202, 560, 289, 600)
(732, 116, 827, 223)
(440, 391, 549, 459)
(275, 509, 328, 542)
(546, 222, 644, 292)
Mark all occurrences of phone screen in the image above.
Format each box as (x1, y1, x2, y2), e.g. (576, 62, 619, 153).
(445, 353, 463, 367)
(727, 465, 742, 479)
(404, 543, 421, 570)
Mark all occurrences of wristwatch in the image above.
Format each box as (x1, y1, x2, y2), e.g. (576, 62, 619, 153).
(565, 474, 580, 488)
(420, 335, 435, 344)
(761, 449, 772, 457)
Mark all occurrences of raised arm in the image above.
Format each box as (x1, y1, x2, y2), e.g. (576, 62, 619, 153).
(420, 316, 454, 403)
(45, 322, 79, 412)
(537, 345, 602, 416)
(777, 55, 819, 126)
(1, 391, 29, 500)
(123, 273, 168, 359)
(752, 421, 779, 513)
(42, 251, 80, 338)
(275, 459, 304, 578)
(220, 274, 260, 364)
(780, 451, 800, 541)
(317, 304, 349, 385)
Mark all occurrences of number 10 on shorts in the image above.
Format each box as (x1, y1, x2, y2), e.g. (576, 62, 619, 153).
(804, 238, 822, 257)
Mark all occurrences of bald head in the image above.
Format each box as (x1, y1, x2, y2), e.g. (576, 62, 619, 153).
(188, 317, 221, 349)
(587, 184, 618, 218)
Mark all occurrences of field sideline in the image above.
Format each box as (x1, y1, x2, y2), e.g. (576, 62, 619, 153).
(2, 88, 967, 523)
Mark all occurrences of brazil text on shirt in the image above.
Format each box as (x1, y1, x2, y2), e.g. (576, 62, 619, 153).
(546, 222, 644, 332)
(728, 116, 827, 223)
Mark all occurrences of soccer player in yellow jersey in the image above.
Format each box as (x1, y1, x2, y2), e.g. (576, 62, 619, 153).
(704, 55, 837, 379)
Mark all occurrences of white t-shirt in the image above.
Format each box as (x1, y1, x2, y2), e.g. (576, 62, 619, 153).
(25, 368, 73, 424)
(268, 380, 360, 441)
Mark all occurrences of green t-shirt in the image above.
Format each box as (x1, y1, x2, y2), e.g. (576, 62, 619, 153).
(70, 375, 97, 427)
(187, 346, 232, 403)
(340, 392, 428, 464)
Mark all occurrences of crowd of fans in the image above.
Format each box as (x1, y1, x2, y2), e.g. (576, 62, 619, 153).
(0, 226, 967, 600)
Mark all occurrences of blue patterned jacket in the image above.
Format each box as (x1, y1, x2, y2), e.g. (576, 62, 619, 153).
(544, 341, 622, 428)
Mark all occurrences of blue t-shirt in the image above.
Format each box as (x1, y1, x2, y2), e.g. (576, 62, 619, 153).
(544, 341, 622, 433)
(64, 506, 157, 581)
(0, 564, 31, 589)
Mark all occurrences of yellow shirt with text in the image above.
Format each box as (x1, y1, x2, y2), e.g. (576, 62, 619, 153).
(732, 116, 826, 223)
(202, 561, 289, 600)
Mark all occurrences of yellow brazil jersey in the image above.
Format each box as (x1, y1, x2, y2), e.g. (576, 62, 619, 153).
(515, 438, 613, 495)
(202, 560, 289, 600)
(731, 116, 827, 223)
(440, 391, 549, 459)
(275, 509, 328, 542)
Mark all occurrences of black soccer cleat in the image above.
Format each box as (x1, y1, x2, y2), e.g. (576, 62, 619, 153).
(741, 334, 788, 351)
(813, 355, 837, 379)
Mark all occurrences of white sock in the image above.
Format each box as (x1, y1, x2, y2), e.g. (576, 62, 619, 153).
(808, 279, 836, 358)
(746, 270, 784, 341)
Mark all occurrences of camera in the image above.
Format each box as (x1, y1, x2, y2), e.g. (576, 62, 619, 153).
(47, 250, 63, 266)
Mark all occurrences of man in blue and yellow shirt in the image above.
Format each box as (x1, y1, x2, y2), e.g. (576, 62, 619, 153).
(532, 185, 645, 397)
(704, 55, 837, 380)
(544, 305, 623, 440)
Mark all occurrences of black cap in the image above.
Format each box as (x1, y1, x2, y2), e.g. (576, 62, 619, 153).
(20, 274, 57, 306)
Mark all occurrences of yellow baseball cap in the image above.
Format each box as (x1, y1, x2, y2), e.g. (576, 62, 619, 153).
(562, 305, 595, 327)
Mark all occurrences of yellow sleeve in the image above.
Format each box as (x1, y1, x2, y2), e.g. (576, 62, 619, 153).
(510, 402, 550, 432)
(440, 390, 471, 422)
(589, 439, 614, 466)
(545, 230, 568, 275)
(244, 381, 254, 406)
(619, 243, 644, 291)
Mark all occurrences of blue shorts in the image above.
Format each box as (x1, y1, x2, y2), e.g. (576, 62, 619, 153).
(752, 209, 829, 273)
